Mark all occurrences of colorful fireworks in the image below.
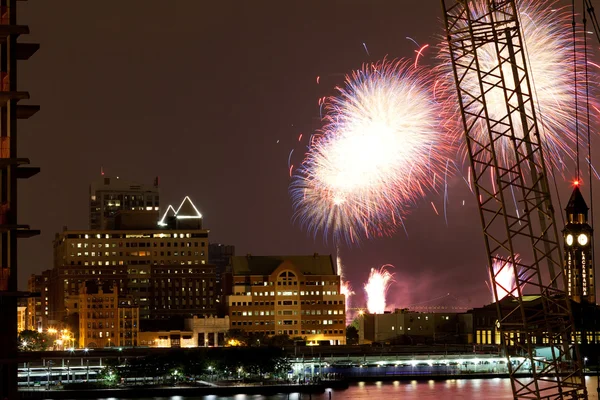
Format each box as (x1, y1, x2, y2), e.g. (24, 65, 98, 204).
(364, 265, 395, 314)
(438, 0, 598, 170)
(336, 248, 355, 324)
(489, 255, 523, 302)
(290, 59, 453, 243)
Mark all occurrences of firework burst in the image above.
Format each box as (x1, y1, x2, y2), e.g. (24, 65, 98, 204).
(291, 59, 453, 243)
(489, 255, 524, 302)
(336, 248, 355, 324)
(438, 0, 598, 170)
(364, 265, 395, 314)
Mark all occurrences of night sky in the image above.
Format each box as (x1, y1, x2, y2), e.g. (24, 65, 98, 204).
(16, 1, 595, 310)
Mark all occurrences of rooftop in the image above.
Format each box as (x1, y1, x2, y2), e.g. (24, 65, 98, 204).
(566, 186, 589, 213)
(231, 254, 336, 276)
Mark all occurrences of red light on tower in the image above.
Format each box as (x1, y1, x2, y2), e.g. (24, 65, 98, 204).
(573, 180, 580, 186)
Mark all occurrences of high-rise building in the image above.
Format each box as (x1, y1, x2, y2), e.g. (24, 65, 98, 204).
(563, 184, 595, 304)
(89, 176, 159, 230)
(26, 270, 52, 331)
(227, 254, 346, 345)
(51, 223, 214, 322)
(209, 243, 235, 315)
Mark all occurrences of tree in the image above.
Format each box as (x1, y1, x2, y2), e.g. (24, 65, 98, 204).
(346, 326, 359, 345)
(266, 334, 294, 347)
(98, 365, 120, 387)
(248, 331, 268, 347)
(18, 330, 50, 351)
(225, 329, 248, 346)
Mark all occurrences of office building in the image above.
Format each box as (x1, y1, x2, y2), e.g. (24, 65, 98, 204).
(358, 309, 472, 345)
(51, 221, 214, 323)
(227, 254, 346, 345)
(89, 176, 159, 230)
(26, 270, 51, 331)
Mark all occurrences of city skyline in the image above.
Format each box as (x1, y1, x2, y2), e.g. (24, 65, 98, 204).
(16, 0, 596, 312)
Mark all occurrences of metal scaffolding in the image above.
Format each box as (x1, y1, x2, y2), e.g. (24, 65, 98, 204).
(441, 0, 586, 398)
(0, 0, 39, 398)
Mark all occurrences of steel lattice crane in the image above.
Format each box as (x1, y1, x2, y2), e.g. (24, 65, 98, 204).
(441, 0, 587, 398)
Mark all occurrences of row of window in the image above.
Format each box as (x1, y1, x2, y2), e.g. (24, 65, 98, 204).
(84, 331, 139, 339)
(71, 241, 205, 248)
(151, 304, 214, 310)
(229, 328, 342, 336)
(233, 290, 339, 297)
(231, 300, 343, 307)
(244, 280, 339, 287)
(65, 232, 207, 240)
(232, 309, 343, 317)
(71, 250, 204, 257)
(64, 268, 211, 276)
(475, 329, 600, 345)
(85, 311, 138, 319)
(67, 260, 207, 266)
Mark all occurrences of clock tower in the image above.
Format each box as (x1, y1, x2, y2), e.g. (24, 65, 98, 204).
(563, 184, 595, 304)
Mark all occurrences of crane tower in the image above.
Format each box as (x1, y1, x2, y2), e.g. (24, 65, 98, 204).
(441, 0, 587, 398)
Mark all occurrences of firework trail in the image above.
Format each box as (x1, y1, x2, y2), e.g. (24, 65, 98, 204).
(488, 255, 524, 302)
(438, 0, 599, 171)
(364, 265, 395, 314)
(290, 59, 453, 243)
(336, 247, 355, 324)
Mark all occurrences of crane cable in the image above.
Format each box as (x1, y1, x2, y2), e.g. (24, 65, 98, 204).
(573, 0, 581, 181)
(583, 0, 595, 261)
(516, 2, 565, 225)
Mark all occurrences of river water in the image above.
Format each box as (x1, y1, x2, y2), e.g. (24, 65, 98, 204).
(98, 377, 600, 400)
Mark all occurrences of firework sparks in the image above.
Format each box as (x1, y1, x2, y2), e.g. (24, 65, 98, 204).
(489, 255, 523, 301)
(336, 248, 355, 324)
(290, 58, 453, 243)
(438, 0, 598, 170)
(364, 265, 395, 314)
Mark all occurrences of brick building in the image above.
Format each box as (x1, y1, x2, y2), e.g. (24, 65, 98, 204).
(78, 281, 139, 348)
(26, 270, 51, 331)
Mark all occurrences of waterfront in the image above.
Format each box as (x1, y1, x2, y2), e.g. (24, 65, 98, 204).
(36, 377, 600, 400)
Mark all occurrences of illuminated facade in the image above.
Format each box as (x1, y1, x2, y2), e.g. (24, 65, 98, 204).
(227, 255, 346, 345)
(139, 316, 229, 347)
(26, 270, 51, 331)
(78, 281, 139, 348)
(50, 226, 214, 322)
(472, 298, 600, 351)
(89, 176, 159, 230)
(17, 306, 26, 333)
(138, 330, 195, 348)
(563, 185, 595, 304)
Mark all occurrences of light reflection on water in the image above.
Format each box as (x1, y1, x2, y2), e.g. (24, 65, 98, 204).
(97, 377, 600, 400)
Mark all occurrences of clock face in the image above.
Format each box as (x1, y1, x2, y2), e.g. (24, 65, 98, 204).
(566, 234, 574, 246)
(578, 234, 589, 246)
